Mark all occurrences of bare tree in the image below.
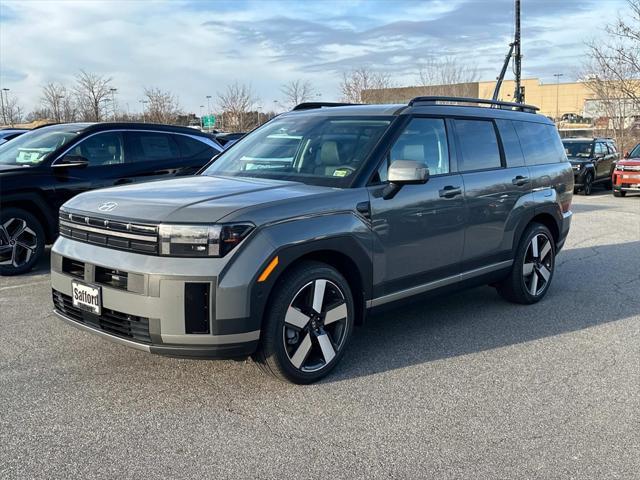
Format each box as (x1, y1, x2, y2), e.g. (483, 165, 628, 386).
(73, 70, 113, 121)
(583, 0, 640, 151)
(280, 79, 315, 109)
(41, 82, 68, 122)
(417, 56, 479, 88)
(217, 82, 258, 132)
(3, 93, 23, 126)
(340, 67, 394, 103)
(143, 87, 182, 124)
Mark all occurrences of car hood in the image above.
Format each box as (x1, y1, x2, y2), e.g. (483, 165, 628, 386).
(617, 158, 640, 167)
(63, 175, 337, 223)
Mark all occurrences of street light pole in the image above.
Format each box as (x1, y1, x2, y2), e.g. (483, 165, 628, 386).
(0, 88, 7, 125)
(199, 105, 204, 129)
(109, 88, 117, 121)
(205, 95, 212, 132)
(139, 99, 147, 123)
(553, 73, 564, 121)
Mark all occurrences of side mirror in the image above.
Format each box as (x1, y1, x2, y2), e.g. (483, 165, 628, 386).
(383, 160, 429, 200)
(624, 151, 630, 159)
(54, 155, 89, 168)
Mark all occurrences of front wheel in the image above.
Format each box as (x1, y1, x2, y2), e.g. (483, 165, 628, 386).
(0, 208, 45, 276)
(497, 223, 556, 304)
(613, 190, 626, 197)
(253, 261, 354, 384)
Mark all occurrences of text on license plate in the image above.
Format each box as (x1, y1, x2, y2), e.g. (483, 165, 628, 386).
(71, 281, 101, 315)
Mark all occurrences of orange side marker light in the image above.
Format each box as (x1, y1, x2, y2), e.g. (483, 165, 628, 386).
(258, 256, 279, 282)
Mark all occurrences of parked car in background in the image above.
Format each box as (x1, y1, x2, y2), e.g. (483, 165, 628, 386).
(0, 128, 29, 145)
(612, 143, 640, 197)
(0, 122, 223, 275)
(214, 132, 246, 148)
(50, 97, 573, 383)
(562, 137, 619, 195)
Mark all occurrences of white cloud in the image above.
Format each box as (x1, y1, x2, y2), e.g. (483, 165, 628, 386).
(0, 0, 629, 115)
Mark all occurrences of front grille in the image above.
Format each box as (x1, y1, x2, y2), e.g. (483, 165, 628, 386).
(59, 211, 158, 255)
(53, 290, 151, 343)
(618, 165, 640, 172)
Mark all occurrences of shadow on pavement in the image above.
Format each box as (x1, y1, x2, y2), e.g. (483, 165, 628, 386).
(327, 241, 640, 383)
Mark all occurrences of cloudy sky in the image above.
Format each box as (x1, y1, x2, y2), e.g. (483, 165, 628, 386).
(0, 0, 630, 115)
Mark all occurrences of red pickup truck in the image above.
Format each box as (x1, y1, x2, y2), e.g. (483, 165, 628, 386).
(613, 144, 640, 197)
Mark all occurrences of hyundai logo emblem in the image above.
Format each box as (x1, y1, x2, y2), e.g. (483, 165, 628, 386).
(98, 201, 118, 212)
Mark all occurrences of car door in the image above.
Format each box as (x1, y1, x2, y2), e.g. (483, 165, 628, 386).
(121, 131, 184, 183)
(52, 131, 130, 208)
(368, 117, 465, 298)
(594, 142, 609, 179)
(454, 118, 530, 270)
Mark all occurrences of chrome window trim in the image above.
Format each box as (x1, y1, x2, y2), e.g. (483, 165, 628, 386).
(51, 129, 221, 167)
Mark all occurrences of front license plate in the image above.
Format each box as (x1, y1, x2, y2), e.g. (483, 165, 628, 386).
(71, 281, 101, 315)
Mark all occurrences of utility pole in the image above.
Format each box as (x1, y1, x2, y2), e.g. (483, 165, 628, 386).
(512, 0, 523, 103)
(553, 73, 564, 121)
(492, 0, 523, 103)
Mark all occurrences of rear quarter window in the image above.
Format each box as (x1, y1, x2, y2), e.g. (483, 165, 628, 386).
(495, 119, 525, 167)
(513, 121, 566, 166)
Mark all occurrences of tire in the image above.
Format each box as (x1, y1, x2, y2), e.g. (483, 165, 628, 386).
(573, 187, 579, 195)
(613, 190, 626, 197)
(582, 172, 594, 195)
(497, 223, 556, 305)
(0, 208, 45, 276)
(253, 261, 355, 384)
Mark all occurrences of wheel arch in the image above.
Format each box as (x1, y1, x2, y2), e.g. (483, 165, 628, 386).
(251, 236, 372, 330)
(512, 206, 561, 257)
(0, 193, 56, 243)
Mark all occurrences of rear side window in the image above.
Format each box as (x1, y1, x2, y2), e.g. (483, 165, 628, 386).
(495, 119, 525, 167)
(126, 132, 180, 163)
(454, 119, 501, 171)
(175, 135, 216, 159)
(513, 121, 566, 166)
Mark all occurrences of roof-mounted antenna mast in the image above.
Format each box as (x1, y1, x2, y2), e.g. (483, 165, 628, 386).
(492, 0, 523, 103)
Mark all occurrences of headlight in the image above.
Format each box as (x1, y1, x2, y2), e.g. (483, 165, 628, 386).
(159, 223, 254, 257)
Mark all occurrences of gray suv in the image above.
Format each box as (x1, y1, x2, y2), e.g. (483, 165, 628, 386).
(51, 97, 573, 383)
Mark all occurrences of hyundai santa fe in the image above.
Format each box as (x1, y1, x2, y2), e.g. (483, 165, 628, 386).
(50, 97, 573, 383)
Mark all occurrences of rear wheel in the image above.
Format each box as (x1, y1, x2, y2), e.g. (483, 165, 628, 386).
(0, 208, 45, 276)
(497, 223, 555, 304)
(253, 261, 354, 384)
(582, 172, 594, 195)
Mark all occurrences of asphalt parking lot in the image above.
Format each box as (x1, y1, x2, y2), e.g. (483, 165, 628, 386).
(1, 190, 639, 479)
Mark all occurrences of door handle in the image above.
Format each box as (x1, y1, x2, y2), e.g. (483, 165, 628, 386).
(438, 186, 462, 198)
(512, 175, 529, 186)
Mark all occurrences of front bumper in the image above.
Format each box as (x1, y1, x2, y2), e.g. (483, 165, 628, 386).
(51, 237, 261, 358)
(613, 171, 640, 191)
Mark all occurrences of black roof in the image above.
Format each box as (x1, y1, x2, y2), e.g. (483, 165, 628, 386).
(34, 122, 213, 137)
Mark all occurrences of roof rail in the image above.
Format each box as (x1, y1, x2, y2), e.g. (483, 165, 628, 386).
(292, 102, 357, 111)
(408, 96, 539, 113)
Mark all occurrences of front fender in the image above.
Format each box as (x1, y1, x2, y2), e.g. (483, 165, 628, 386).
(215, 212, 373, 332)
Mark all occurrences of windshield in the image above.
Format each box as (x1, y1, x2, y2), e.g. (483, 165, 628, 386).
(629, 144, 640, 158)
(203, 115, 392, 187)
(563, 141, 592, 158)
(0, 125, 83, 166)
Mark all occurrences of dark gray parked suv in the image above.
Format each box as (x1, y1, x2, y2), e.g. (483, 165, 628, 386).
(51, 97, 573, 383)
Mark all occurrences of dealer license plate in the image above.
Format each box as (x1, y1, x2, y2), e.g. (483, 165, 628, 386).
(71, 281, 102, 315)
